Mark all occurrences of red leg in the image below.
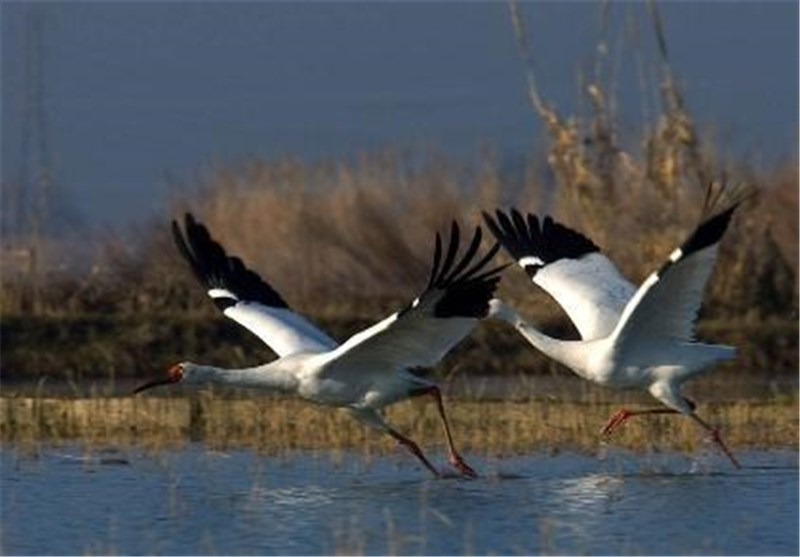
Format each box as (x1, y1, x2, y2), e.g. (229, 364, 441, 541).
(690, 414, 741, 469)
(601, 408, 633, 436)
(412, 385, 477, 478)
(601, 406, 741, 469)
(601, 407, 678, 436)
(387, 428, 441, 478)
(429, 386, 477, 478)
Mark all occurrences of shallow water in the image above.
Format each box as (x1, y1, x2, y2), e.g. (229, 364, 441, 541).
(2, 445, 797, 555)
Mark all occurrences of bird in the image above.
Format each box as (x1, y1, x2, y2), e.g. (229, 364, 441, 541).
(482, 183, 751, 468)
(134, 213, 504, 478)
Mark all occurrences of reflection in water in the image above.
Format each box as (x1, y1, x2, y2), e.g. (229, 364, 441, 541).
(1, 446, 797, 555)
(557, 473, 625, 513)
(234, 484, 338, 552)
(250, 484, 335, 510)
(538, 474, 627, 553)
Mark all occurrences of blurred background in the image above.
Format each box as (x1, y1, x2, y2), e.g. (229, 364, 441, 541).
(1, 2, 797, 386)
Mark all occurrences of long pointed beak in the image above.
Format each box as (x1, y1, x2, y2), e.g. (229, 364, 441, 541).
(132, 376, 175, 394)
(132, 364, 183, 395)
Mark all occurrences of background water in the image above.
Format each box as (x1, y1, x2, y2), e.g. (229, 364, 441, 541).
(2, 445, 796, 555)
(2, 2, 797, 228)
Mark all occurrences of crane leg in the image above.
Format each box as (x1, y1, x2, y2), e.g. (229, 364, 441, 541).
(601, 406, 741, 469)
(347, 407, 441, 478)
(386, 428, 441, 478)
(690, 413, 741, 469)
(412, 385, 477, 478)
(601, 407, 677, 436)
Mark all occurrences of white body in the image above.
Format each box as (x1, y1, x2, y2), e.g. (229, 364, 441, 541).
(182, 290, 477, 429)
(491, 299, 734, 414)
(140, 215, 503, 476)
(483, 189, 744, 417)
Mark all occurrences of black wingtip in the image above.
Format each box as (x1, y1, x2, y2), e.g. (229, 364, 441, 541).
(484, 208, 599, 273)
(170, 213, 290, 310)
(681, 204, 738, 257)
(423, 221, 505, 319)
(700, 181, 756, 222)
(172, 216, 207, 285)
(681, 181, 752, 258)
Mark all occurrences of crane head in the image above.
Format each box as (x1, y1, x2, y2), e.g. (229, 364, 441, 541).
(132, 363, 184, 394)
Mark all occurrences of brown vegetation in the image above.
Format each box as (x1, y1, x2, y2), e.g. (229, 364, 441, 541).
(2, 393, 796, 455)
(1, 153, 795, 383)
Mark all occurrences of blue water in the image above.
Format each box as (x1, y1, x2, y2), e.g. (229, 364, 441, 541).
(2, 445, 797, 555)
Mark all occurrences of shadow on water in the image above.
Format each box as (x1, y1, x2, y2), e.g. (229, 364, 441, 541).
(1, 444, 797, 555)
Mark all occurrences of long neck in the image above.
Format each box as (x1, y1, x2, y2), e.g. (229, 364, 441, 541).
(188, 364, 299, 394)
(515, 322, 586, 372)
(492, 301, 593, 380)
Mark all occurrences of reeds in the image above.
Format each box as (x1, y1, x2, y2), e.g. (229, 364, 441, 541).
(1, 70, 794, 329)
(3, 393, 796, 455)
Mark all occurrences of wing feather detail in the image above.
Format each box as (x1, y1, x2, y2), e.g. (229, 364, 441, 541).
(173, 214, 337, 357)
(483, 209, 635, 339)
(321, 222, 504, 377)
(611, 187, 746, 353)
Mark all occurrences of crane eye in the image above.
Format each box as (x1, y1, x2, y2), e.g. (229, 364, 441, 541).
(168, 363, 184, 382)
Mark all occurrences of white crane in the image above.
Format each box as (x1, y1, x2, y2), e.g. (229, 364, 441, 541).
(482, 183, 750, 468)
(134, 213, 504, 478)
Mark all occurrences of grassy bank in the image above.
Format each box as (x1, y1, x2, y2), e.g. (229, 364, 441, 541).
(3, 393, 796, 455)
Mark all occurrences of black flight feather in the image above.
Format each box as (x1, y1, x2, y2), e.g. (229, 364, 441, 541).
(172, 213, 290, 310)
(483, 209, 599, 277)
(422, 221, 506, 319)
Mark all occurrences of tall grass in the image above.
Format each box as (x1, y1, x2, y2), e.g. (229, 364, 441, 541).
(7, 146, 792, 322)
(2, 393, 796, 455)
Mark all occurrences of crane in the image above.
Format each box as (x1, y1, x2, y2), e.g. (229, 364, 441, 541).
(134, 213, 504, 478)
(483, 183, 751, 468)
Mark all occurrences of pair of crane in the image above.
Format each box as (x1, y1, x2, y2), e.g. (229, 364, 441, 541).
(135, 182, 749, 476)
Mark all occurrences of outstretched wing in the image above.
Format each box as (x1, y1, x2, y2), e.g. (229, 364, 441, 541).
(611, 183, 749, 352)
(173, 214, 337, 357)
(321, 222, 504, 378)
(483, 209, 635, 339)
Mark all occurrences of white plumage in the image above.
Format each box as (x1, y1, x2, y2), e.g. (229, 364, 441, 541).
(483, 183, 750, 468)
(134, 214, 503, 478)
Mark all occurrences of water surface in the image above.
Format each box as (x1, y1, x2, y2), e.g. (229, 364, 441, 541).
(2, 446, 796, 555)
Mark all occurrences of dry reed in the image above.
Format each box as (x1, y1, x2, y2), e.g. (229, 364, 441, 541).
(2, 394, 796, 456)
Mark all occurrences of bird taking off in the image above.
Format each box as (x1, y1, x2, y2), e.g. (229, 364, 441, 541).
(134, 213, 504, 478)
(483, 182, 753, 468)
